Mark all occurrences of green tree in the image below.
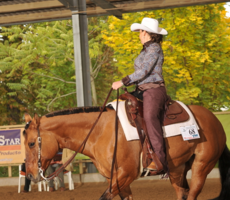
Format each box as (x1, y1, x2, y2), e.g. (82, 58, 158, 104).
(0, 22, 77, 125)
(0, 17, 118, 125)
(0, 25, 39, 125)
(88, 17, 118, 105)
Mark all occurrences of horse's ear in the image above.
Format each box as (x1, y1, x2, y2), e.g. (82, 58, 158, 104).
(24, 113, 32, 123)
(33, 113, 40, 127)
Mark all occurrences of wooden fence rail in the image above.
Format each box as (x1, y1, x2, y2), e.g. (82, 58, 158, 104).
(0, 160, 94, 178)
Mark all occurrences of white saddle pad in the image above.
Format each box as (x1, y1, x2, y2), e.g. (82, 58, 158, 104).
(107, 101, 199, 141)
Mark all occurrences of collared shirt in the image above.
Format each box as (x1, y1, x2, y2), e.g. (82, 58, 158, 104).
(127, 41, 164, 85)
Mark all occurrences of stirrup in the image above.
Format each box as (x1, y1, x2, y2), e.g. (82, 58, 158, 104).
(143, 168, 157, 177)
(143, 169, 150, 177)
(142, 168, 164, 177)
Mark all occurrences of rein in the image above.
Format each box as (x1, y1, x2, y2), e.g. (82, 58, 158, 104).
(36, 88, 120, 183)
(110, 88, 120, 193)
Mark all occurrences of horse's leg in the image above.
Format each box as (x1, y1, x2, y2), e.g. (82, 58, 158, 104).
(99, 173, 135, 200)
(187, 157, 217, 200)
(99, 188, 113, 200)
(169, 162, 191, 200)
(169, 154, 195, 200)
(99, 184, 133, 200)
(118, 185, 133, 200)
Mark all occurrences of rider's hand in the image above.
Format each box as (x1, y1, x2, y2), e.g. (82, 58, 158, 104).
(112, 81, 123, 90)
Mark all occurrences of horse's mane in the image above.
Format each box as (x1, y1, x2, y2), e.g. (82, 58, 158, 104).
(45, 106, 108, 118)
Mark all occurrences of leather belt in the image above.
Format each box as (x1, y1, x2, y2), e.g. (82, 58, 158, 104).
(138, 82, 165, 91)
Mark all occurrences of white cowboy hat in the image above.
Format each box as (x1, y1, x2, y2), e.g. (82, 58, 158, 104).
(131, 17, 168, 35)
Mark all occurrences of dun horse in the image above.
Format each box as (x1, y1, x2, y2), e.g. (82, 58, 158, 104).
(23, 104, 230, 200)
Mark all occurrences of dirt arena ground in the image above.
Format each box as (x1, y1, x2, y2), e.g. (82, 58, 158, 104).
(1, 178, 221, 200)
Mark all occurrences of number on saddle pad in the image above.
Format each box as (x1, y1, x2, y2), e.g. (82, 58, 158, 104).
(180, 125, 200, 141)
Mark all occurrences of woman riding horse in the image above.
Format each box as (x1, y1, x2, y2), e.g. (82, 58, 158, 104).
(112, 17, 168, 174)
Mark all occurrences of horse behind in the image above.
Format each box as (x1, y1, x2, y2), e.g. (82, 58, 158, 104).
(23, 105, 230, 200)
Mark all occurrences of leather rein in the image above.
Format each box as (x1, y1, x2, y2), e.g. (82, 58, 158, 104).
(28, 88, 119, 185)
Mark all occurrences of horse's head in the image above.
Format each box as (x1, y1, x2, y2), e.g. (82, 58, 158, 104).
(23, 113, 59, 182)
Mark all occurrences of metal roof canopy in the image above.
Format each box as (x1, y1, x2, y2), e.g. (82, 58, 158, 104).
(0, 0, 228, 107)
(0, 0, 228, 26)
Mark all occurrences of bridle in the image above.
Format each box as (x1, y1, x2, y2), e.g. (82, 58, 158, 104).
(23, 120, 49, 181)
(24, 88, 119, 186)
(37, 126, 49, 181)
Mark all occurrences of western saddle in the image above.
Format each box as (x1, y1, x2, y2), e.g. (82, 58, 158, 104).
(119, 91, 189, 176)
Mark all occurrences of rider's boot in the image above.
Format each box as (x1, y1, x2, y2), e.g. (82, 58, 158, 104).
(147, 161, 157, 170)
(146, 152, 165, 175)
(147, 161, 165, 175)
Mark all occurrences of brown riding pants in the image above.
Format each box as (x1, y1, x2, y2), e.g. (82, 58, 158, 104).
(143, 86, 168, 172)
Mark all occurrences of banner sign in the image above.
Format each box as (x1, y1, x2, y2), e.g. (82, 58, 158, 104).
(0, 128, 25, 164)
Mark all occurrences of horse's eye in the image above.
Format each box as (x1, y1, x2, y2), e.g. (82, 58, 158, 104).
(29, 142, 35, 148)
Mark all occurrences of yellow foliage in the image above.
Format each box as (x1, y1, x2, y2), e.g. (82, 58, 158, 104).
(109, 23, 115, 30)
(101, 3, 230, 110)
(176, 87, 201, 104)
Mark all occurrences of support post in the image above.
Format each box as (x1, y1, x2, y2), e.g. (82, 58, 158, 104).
(72, 0, 92, 107)
(72, 14, 84, 106)
(8, 166, 12, 177)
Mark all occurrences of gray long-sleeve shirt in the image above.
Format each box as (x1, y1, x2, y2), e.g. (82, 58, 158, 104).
(122, 41, 164, 86)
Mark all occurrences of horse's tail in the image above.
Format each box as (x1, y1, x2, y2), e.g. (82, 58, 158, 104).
(219, 145, 230, 185)
(211, 145, 230, 200)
